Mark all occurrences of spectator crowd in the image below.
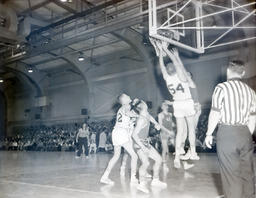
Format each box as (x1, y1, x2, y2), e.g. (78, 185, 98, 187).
(0, 121, 114, 153)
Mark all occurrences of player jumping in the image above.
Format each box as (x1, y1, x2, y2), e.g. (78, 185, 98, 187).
(153, 39, 199, 169)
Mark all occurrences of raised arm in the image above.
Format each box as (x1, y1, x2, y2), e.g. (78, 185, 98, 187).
(153, 41, 169, 80)
(173, 49, 191, 77)
(162, 46, 187, 82)
(172, 49, 196, 88)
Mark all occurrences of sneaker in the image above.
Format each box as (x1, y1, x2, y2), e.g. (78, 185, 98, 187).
(190, 153, 200, 160)
(75, 156, 80, 159)
(120, 166, 125, 177)
(183, 161, 194, 170)
(174, 159, 181, 169)
(137, 183, 149, 194)
(100, 177, 114, 185)
(180, 152, 191, 161)
(151, 179, 167, 188)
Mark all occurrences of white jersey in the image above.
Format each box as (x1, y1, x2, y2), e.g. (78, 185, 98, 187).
(115, 106, 131, 129)
(165, 74, 192, 101)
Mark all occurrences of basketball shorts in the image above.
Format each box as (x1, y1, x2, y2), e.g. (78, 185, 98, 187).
(134, 139, 151, 151)
(173, 99, 195, 118)
(112, 127, 131, 146)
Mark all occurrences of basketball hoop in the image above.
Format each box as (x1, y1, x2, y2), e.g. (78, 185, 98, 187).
(148, 0, 256, 54)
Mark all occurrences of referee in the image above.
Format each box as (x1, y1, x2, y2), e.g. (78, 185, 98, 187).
(205, 60, 256, 198)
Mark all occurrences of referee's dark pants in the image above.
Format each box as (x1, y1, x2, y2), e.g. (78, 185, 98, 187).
(217, 125, 255, 198)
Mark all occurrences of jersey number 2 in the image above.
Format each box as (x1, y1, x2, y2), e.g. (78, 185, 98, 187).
(117, 113, 122, 122)
(168, 83, 185, 95)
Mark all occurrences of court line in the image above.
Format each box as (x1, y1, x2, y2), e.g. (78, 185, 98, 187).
(0, 180, 127, 198)
(0, 166, 100, 178)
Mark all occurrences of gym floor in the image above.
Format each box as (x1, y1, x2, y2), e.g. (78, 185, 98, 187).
(0, 151, 254, 198)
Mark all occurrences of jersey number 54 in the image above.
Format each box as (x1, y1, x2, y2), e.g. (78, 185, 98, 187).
(167, 83, 185, 95)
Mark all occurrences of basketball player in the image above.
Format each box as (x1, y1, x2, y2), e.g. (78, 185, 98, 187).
(100, 94, 138, 185)
(158, 101, 175, 172)
(154, 40, 198, 169)
(132, 100, 167, 193)
(120, 100, 173, 177)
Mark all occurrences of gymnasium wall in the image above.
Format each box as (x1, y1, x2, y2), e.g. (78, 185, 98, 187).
(6, 80, 89, 135)
(86, 55, 152, 119)
(185, 57, 228, 108)
(47, 83, 89, 121)
(7, 92, 34, 123)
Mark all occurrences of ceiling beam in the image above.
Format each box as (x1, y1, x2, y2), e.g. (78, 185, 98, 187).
(3, 16, 143, 65)
(50, 0, 77, 14)
(28, 0, 126, 37)
(19, 0, 51, 16)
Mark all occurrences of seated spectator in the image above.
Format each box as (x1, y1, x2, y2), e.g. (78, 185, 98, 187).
(23, 140, 33, 151)
(89, 132, 97, 154)
(98, 130, 107, 152)
(11, 140, 18, 151)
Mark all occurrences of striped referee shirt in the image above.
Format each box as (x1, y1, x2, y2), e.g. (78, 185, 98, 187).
(211, 78, 256, 125)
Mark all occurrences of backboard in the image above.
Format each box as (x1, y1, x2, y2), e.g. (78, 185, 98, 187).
(148, 0, 256, 54)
